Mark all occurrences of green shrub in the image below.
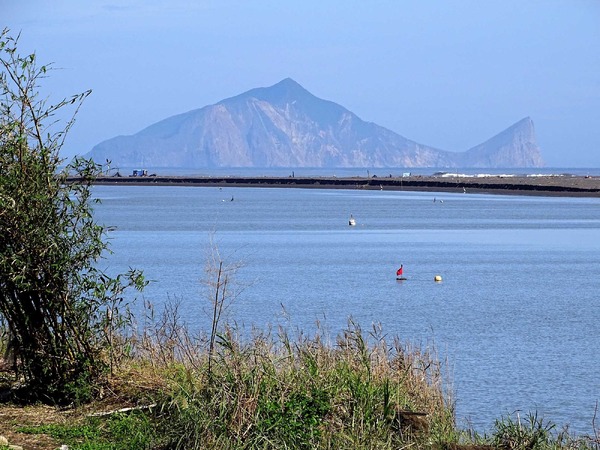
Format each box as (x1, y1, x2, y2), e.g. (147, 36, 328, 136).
(0, 28, 145, 404)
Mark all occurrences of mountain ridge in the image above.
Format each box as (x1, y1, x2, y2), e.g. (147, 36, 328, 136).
(86, 79, 544, 169)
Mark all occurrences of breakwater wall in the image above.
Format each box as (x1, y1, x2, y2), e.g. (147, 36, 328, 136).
(68, 175, 600, 197)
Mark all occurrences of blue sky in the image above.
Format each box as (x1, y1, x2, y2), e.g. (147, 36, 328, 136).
(3, 0, 600, 167)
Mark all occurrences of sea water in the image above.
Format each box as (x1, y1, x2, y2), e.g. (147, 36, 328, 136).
(93, 184, 600, 436)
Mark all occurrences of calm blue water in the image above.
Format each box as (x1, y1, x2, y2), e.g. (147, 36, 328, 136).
(93, 185, 600, 436)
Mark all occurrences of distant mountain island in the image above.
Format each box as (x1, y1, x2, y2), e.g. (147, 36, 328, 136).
(85, 78, 544, 169)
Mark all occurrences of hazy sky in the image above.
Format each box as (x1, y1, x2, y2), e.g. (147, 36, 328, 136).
(3, 0, 600, 167)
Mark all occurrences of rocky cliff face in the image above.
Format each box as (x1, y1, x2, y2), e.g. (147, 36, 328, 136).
(86, 78, 544, 168)
(459, 117, 543, 168)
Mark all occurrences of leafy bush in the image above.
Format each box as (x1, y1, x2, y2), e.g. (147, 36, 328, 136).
(0, 28, 144, 403)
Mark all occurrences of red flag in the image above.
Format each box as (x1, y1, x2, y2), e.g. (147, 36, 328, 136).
(396, 266, 403, 276)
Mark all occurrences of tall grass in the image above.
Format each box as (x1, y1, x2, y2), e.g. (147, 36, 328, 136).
(4, 302, 600, 449)
(128, 305, 455, 449)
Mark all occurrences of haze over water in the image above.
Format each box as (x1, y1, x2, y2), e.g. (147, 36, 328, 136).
(94, 184, 600, 436)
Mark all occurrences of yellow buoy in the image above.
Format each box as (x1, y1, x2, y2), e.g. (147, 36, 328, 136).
(434, 275, 443, 282)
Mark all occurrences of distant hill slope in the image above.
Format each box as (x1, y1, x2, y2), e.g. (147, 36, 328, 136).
(85, 78, 544, 169)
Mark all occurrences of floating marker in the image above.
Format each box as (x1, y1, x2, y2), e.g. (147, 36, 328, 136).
(434, 275, 443, 282)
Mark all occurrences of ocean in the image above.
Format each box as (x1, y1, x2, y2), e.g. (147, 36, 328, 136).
(92, 182, 600, 436)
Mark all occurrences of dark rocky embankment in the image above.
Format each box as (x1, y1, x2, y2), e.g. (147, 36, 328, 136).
(72, 174, 600, 197)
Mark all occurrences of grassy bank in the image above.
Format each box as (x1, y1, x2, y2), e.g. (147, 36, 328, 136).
(1, 316, 599, 449)
(1, 317, 453, 449)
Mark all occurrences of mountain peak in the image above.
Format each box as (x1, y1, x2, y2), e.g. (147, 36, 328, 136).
(273, 77, 303, 89)
(462, 117, 543, 167)
(509, 116, 533, 131)
(492, 117, 536, 141)
(236, 78, 313, 105)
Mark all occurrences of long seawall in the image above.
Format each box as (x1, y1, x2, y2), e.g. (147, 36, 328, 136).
(69, 174, 600, 197)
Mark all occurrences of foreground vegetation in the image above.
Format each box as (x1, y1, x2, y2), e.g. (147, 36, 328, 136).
(1, 316, 599, 449)
(1, 28, 599, 450)
(0, 28, 145, 404)
(6, 315, 456, 449)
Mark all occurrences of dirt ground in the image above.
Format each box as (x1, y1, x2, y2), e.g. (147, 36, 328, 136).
(0, 365, 146, 450)
(0, 394, 139, 450)
(0, 403, 67, 450)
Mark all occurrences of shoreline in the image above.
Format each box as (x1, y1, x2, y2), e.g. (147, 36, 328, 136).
(71, 174, 600, 197)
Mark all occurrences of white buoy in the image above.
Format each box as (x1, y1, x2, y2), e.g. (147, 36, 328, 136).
(434, 275, 443, 282)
